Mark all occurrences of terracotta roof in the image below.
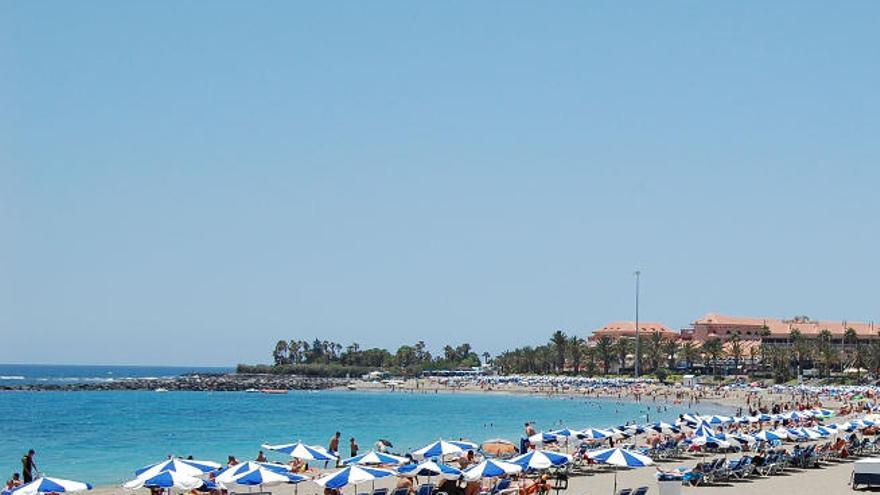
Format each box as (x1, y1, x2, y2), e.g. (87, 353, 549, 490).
(592, 321, 677, 335)
(695, 313, 878, 337)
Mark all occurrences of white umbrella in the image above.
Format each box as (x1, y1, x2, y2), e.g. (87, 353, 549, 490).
(6, 478, 92, 495)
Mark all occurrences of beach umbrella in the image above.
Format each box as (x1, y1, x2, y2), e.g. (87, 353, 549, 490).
(215, 463, 290, 484)
(528, 432, 562, 444)
(606, 427, 631, 440)
(815, 425, 836, 437)
(691, 423, 715, 438)
(314, 466, 394, 490)
(228, 466, 307, 488)
(755, 413, 773, 423)
(124, 471, 204, 491)
(134, 459, 221, 479)
(587, 448, 653, 495)
(509, 450, 571, 471)
(647, 422, 679, 434)
(753, 430, 783, 442)
(462, 460, 522, 481)
(580, 428, 611, 440)
(549, 428, 585, 439)
(397, 461, 462, 480)
(621, 425, 645, 435)
(342, 450, 408, 466)
(5, 478, 92, 495)
(677, 414, 700, 426)
(588, 448, 653, 468)
(731, 433, 757, 445)
(262, 442, 337, 462)
(412, 440, 465, 459)
(801, 427, 827, 439)
(691, 436, 733, 449)
(450, 440, 479, 451)
(481, 439, 517, 456)
(704, 415, 733, 425)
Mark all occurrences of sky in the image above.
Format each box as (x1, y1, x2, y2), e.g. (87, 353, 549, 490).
(2, 1, 879, 366)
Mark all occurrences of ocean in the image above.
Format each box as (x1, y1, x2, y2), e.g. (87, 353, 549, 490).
(0, 365, 731, 486)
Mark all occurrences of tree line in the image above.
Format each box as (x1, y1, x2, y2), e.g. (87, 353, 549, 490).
(245, 338, 483, 376)
(248, 326, 880, 382)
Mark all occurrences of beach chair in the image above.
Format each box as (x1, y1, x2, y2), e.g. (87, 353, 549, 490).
(390, 488, 410, 495)
(372, 489, 389, 495)
(492, 478, 515, 495)
(631, 487, 648, 495)
(615, 489, 632, 495)
(416, 484, 434, 495)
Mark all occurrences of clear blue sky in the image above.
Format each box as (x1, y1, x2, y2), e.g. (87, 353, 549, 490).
(2, 1, 878, 366)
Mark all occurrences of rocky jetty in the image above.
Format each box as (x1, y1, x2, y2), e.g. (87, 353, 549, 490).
(0, 373, 350, 392)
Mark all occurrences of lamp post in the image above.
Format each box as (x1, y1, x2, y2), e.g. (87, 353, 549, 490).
(634, 270, 641, 378)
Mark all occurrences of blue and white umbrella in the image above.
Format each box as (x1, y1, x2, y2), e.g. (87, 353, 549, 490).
(314, 466, 394, 489)
(677, 414, 700, 426)
(588, 448, 653, 468)
(690, 436, 733, 449)
(342, 450, 408, 466)
(509, 451, 572, 471)
(123, 471, 204, 491)
(703, 415, 733, 425)
(397, 461, 462, 480)
(134, 459, 220, 479)
(412, 440, 465, 459)
(450, 440, 479, 451)
(228, 467, 307, 487)
(580, 428, 611, 440)
(587, 448, 653, 495)
(549, 428, 585, 439)
(648, 422, 679, 434)
(753, 430, 783, 442)
(215, 463, 290, 484)
(528, 432, 563, 444)
(262, 442, 337, 462)
(5, 478, 92, 495)
(691, 423, 716, 438)
(462, 460, 522, 481)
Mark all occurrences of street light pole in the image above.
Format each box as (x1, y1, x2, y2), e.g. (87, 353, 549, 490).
(634, 270, 641, 378)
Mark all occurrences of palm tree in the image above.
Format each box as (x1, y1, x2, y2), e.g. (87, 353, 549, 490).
(844, 328, 859, 370)
(482, 351, 491, 367)
(647, 332, 663, 371)
(869, 341, 880, 377)
(568, 336, 583, 374)
(550, 330, 568, 373)
(584, 346, 597, 376)
(680, 341, 699, 370)
(595, 336, 614, 374)
(728, 331, 744, 374)
(615, 337, 633, 374)
(789, 329, 812, 377)
(702, 338, 724, 376)
(816, 329, 837, 377)
(759, 324, 771, 363)
(748, 345, 759, 373)
(273, 340, 289, 365)
(661, 339, 678, 369)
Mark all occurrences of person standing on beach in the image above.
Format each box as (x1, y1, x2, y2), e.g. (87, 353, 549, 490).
(21, 450, 36, 483)
(327, 432, 341, 467)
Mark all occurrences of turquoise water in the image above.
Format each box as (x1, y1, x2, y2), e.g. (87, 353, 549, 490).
(0, 389, 731, 485)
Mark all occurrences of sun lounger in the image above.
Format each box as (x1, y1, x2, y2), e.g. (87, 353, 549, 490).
(390, 488, 410, 495)
(416, 484, 434, 495)
(631, 487, 648, 495)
